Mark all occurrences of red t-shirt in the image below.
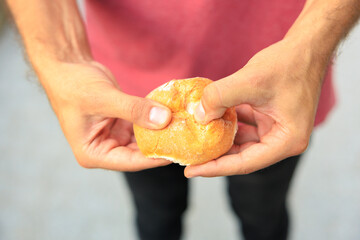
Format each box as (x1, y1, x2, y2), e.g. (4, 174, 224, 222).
(85, 0, 335, 126)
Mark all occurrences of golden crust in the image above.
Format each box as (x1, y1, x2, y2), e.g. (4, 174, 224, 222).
(133, 77, 237, 165)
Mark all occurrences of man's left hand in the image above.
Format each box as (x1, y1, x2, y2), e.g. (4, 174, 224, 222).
(185, 39, 327, 177)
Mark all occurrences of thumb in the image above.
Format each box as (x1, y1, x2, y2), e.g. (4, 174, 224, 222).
(94, 86, 172, 129)
(194, 70, 268, 124)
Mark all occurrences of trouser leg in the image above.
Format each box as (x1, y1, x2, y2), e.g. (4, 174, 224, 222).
(124, 164, 189, 240)
(227, 155, 301, 240)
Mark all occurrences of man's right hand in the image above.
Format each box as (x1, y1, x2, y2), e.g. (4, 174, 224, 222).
(40, 61, 172, 171)
(6, 0, 172, 171)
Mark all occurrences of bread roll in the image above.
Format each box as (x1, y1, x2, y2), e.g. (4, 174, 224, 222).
(133, 77, 237, 166)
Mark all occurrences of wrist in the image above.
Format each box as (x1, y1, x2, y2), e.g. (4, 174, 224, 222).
(29, 45, 93, 81)
(281, 35, 332, 75)
(28, 39, 93, 68)
(8, 0, 93, 77)
(283, 17, 336, 70)
(284, 0, 360, 69)
(26, 22, 93, 74)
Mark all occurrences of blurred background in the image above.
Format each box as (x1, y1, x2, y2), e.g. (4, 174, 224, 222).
(1, 1, 360, 240)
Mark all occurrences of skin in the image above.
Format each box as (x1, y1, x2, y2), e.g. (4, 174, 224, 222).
(6, 0, 172, 171)
(188, 0, 360, 177)
(6, 0, 360, 176)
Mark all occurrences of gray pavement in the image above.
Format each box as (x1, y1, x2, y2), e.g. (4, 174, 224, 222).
(1, 18, 360, 240)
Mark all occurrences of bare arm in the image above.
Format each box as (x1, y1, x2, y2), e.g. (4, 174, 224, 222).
(7, 0, 172, 171)
(188, 0, 360, 177)
(7, 0, 91, 69)
(286, 0, 360, 71)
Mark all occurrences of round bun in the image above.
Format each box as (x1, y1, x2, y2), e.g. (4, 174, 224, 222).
(133, 77, 237, 166)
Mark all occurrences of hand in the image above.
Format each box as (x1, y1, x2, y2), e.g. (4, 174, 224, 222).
(185, 39, 328, 177)
(39, 61, 172, 171)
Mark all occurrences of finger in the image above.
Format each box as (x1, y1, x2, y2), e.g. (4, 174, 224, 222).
(88, 84, 172, 129)
(235, 104, 256, 126)
(226, 141, 257, 155)
(130, 135, 136, 143)
(234, 123, 259, 145)
(184, 128, 291, 177)
(82, 145, 172, 171)
(253, 110, 275, 137)
(194, 69, 272, 124)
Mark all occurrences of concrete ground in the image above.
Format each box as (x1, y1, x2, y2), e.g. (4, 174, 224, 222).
(1, 17, 360, 240)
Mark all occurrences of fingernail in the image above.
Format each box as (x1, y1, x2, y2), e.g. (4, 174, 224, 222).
(194, 101, 205, 123)
(149, 107, 169, 126)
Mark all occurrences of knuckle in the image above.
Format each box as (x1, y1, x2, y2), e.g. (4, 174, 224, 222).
(74, 151, 94, 169)
(250, 72, 269, 89)
(128, 99, 147, 122)
(295, 137, 310, 154)
(245, 72, 273, 99)
(77, 157, 92, 169)
(289, 131, 310, 155)
(202, 83, 223, 110)
(246, 72, 262, 88)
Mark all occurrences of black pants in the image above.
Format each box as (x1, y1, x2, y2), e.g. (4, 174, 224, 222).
(124, 155, 300, 240)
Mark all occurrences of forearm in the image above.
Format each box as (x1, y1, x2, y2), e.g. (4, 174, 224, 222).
(6, 0, 92, 74)
(285, 0, 360, 67)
